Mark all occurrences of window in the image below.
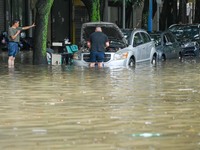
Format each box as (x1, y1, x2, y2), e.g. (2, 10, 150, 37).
(133, 33, 143, 47)
(165, 33, 175, 43)
(141, 32, 151, 43)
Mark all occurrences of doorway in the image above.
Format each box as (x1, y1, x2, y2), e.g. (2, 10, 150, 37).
(51, 0, 72, 42)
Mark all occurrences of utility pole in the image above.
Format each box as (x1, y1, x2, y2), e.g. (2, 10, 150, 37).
(123, 0, 125, 29)
(148, 0, 153, 32)
(156, 0, 163, 31)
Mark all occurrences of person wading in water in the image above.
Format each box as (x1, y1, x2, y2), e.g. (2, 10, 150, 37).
(87, 26, 109, 68)
(8, 19, 35, 68)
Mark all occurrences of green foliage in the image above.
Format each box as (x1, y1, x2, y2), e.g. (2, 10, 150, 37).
(91, 0, 100, 21)
(36, 0, 54, 56)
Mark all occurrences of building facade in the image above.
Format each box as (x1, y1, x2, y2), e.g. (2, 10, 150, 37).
(0, 0, 143, 45)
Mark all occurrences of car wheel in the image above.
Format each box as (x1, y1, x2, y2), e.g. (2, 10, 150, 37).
(151, 54, 157, 65)
(179, 52, 183, 61)
(128, 57, 135, 67)
(161, 55, 166, 62)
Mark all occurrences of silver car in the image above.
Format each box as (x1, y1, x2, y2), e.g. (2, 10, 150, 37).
(73, 22, 157, 67)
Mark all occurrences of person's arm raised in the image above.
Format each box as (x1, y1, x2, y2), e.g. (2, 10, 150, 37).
(22, 23, 36, 30)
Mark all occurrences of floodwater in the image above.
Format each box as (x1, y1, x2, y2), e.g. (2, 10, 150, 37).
(0, 51, 200, 150)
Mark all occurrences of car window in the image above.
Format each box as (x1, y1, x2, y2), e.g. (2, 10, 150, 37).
(150, 34, 161, 46)
(168, 33, 176, 42)
(121, 29, 132, 45)
(163, 35, 168, 44)
(133, 33, 143, 47)
(165, 33, 175, 43)
(141, 32, 151, 43)
(183, 25, 199, 38)
(169, 25, 185, 40)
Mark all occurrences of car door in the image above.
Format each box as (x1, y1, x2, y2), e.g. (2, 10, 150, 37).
(140, 32, 152, 60)
(132, 32, 145, 62)
(167, 32, 180, 58)
(163, 33, 176, 58)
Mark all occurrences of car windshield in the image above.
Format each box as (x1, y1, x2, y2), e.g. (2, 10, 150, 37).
(150, 34, 161, 46)
(169, 25, 185, 40)
(169, 24, 200, 41)
(121, 29, 132, 39)
(121, 29, 132, 44)
(181, 25, 199, 38)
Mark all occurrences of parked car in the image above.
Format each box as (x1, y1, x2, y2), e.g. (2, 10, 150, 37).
(169, 24, 200, 58)
(73, 22, 157, 67)
(168, 24, 185, 41)
(149, 31, 182, 61)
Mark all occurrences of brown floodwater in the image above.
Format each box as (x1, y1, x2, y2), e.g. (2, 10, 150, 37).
(0, 51, 200, 150)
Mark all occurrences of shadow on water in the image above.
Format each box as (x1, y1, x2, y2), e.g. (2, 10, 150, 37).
(0, 51, 200, 149)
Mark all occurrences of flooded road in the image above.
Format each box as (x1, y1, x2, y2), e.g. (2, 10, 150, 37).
(0, 51, 200, 150)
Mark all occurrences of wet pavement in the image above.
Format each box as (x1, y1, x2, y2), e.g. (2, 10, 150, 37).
(0, 51, 200, 150)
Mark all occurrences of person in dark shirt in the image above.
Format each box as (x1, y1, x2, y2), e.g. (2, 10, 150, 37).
(87, 26, 109, 68)
(8, 19, 35, 68)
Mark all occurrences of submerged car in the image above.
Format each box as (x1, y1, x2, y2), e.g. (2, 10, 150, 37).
(73, 22, 157, 67)
(169, 24, 200, 58)
(150, 31, 182, 61)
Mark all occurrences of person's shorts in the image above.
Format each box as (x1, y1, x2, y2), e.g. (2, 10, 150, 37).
(90, 51, 105, 62)
(8, 42, 19, 57)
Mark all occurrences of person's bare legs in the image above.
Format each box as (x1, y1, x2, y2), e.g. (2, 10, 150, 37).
(8, 56, 15, 68)
(89, 62, 95, 67)
(98, 62, 103, 68)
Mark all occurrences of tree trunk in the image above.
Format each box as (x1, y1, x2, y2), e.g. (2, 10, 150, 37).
(178, 0, 187, 23)
(125, 1, 132, 28)
(141, 0, 149, 29)
(91, 0, 100, 21)
(81, 0, 105, 21)
(153, 0, 157, 18)
(172, 0, 178, 24)
(159, 0, 173, 30)
(194, 0, 200, 23)
(33, 0, 54, 65)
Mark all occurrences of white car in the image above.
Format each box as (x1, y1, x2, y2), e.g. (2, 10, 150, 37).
(73, 22, 157, 67)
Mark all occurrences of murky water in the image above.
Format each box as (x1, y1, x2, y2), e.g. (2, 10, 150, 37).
(0, 51, 200, 150)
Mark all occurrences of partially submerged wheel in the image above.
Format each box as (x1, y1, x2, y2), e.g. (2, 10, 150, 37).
(128, 57, 135, 67)
(161, 55, 166, 62)
(151, 54, 157, 65)
(179, 52, 183, 61)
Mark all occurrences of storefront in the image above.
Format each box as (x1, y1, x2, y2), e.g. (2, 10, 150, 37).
(0, 0, 74, 43)
(1, 0, 34, 37)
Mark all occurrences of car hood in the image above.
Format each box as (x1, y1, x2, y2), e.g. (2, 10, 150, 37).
(80, 22, 127, 45)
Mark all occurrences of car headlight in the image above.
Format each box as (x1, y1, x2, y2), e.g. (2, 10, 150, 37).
(73, 52, 81, 60)
(114, 52, 128, 60)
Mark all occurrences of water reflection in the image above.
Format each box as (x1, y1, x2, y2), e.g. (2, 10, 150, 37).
(0, 51, 200, 149)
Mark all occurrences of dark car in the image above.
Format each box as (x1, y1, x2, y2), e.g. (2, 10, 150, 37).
(150, 31, 182, 61)
(169, 24, 200, 58)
